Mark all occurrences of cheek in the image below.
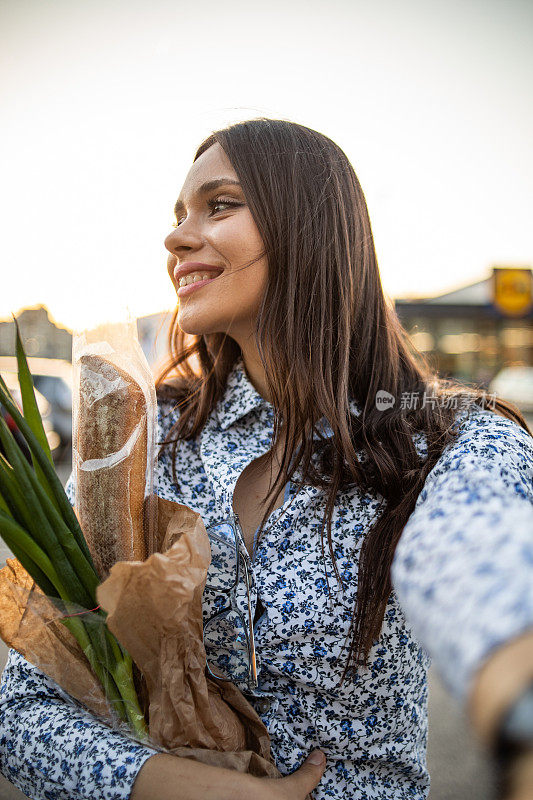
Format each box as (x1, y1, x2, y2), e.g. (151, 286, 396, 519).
(239, 261, 268, 312)
(216, 213, 264, 258)
(242, 221, 265, 258)
(212, 259, 267, 320)
(167, 254, 177, 283)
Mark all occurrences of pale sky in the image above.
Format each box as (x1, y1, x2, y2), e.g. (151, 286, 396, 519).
(1, 0, 532, 331)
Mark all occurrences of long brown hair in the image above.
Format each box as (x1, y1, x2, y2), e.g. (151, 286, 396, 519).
(155, 117, 532, 679)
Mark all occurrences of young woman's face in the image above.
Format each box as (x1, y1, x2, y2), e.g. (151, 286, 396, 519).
(164, 143, 268, 346)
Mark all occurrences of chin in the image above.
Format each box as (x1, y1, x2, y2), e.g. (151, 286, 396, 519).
(176, 309, 220, 337)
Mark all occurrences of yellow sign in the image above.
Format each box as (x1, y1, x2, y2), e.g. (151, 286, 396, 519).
(492, 268, 533, 317)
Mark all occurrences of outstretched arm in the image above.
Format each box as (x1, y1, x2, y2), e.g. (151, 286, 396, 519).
(391, 408, 533, 793)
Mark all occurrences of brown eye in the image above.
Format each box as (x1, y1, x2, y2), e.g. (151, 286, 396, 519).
(208, 198, 243, 215)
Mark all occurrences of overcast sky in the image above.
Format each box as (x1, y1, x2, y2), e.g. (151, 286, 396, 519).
(1, 0, 532, 330)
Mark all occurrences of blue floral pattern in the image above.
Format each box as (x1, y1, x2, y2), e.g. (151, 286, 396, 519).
(0, 647, 158, 798)
(1, 353, 532, 799)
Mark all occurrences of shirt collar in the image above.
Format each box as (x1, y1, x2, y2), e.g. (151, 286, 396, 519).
(214, 355, 361, 436)
(214, 355, 269, 431)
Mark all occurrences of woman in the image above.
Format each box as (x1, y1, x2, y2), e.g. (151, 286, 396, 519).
(1, 118, 532, 800)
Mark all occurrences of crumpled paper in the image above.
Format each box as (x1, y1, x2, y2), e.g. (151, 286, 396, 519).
(0, 557, 113, 721)
(0, 495, 280, 778)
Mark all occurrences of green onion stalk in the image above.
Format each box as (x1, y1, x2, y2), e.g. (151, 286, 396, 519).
(0, 320, 147, 740)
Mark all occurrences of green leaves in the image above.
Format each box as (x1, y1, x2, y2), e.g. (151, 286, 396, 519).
(0, 509, 61, 599)
(14, 318, 54, 467)
(0, 365, 96, 569)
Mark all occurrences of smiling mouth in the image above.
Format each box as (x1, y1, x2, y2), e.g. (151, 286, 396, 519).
(177, 270, 221, 288)
(176, 273, 220, 297)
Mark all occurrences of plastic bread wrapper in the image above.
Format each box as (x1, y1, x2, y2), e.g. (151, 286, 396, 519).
(71, 319, 158, 579)
(0, 496, 281, 779)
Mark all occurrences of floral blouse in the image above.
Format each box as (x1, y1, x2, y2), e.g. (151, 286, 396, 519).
(1, 355, 532, 800)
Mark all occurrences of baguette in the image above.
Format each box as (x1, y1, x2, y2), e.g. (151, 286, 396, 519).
(76, 354, 148, 579)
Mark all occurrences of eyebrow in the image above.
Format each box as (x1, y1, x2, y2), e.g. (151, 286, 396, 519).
(174, 178, 241, 216)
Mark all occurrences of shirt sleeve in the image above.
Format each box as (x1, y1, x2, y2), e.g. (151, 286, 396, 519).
(391, 406, 533, 703)
(0, 648, 158, 800)
(0, 469, 159, 800)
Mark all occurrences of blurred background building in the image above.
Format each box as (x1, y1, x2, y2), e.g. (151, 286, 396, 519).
(0, 306, 72, 361)
(396, 265, 533, 423)
(395, 265, 533, 382)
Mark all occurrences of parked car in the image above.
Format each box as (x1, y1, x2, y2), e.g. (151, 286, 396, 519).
(489, 366, 533, 414)
(0, 371, 61, 460)
(32, 374, 72, 459)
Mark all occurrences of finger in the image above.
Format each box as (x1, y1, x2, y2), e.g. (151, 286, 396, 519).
(282, 750, 326, 797)
(502, 749, 533, 800)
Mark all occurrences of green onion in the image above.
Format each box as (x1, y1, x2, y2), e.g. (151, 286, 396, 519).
(0, 456, 34, 532)
(0, 415, 94, 609)
(11, 429, 100, 599)
(13, 318, 57, 509)
(0, 378, 95, 569)
(0, 489, 12, 516)
(0, 509, 62, 599)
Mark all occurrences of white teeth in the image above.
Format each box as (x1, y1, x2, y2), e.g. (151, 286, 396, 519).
(178, 271, 216, 287)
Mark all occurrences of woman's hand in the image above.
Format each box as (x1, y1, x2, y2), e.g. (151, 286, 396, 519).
(500, 750, 533, 800)
(253, 750, 327, 800)
(130, 749, 326, 800)
(469, 629, 533, 800)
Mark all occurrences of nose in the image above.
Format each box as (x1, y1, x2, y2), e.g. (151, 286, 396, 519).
(164, 216, 203, 257)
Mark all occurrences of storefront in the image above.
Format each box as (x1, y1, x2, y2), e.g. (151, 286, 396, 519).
(394, 267, 533, 387)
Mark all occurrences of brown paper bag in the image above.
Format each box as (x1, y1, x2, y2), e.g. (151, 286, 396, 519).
(0, 558, 113, 720)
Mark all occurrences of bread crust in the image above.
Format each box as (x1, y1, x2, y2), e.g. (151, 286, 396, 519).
(76, 354, 148, 579)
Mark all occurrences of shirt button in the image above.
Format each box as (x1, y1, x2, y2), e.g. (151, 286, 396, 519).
(256, 699, 270, 714)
